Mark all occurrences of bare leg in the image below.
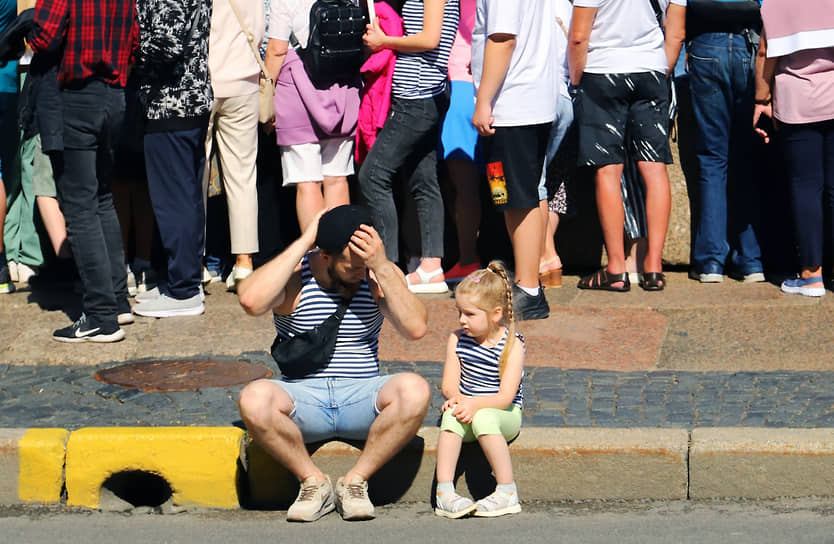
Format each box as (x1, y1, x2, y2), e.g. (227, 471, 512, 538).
(446, 159, 481, 266)
(539, 201, 561, 272)
(595, 164, 627, 278)
(477, 434, 514, 485)
(36, 195, 71, 258)
(636, 161, 671, 274)
(436, 430, 463, 483)
(344, 373, 430, 483)
(295, 181, 324, 233)
(238, 380, 326, 483)
(504, 205, 545, 289)
(322, 175, 350, 210)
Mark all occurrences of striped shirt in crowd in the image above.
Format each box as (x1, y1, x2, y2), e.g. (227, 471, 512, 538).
(273, 253, 384, 380)
(456, 329, 524, 409)
(392, 0, 460, 99)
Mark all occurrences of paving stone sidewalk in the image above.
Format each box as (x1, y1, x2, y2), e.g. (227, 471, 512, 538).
(4, 358, 834, 430)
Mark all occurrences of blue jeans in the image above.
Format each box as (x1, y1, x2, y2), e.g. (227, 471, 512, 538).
(271, 375, 393, 443)
(689, 33, 763, 275)
(538, 93, 574, 200)
(358, 95, 448, 262)
(52, 82, 129, 327)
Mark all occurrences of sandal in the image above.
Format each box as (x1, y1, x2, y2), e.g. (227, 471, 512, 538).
(639, 272, 665, 291)
(540, 268, 562, 288)
(406, 266, 449, 294)
(577, 268, 630, 292)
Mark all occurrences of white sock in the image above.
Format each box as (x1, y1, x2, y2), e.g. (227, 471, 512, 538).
(518, 285, 540, 297)
(496, 482, 517, 495)
(436, 481, 455, 496)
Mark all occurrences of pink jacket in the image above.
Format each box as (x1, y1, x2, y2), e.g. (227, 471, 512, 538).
(355, 2, 403, 163)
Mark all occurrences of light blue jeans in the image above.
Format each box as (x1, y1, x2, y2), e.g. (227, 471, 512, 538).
(538, 93, 574, 200)
(272, 375, 393, 443)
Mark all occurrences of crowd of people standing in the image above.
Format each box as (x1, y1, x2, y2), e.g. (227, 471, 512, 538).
(0, 0, 831, 342)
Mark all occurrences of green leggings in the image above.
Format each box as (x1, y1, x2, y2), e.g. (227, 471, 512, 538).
(440, 405, 521, 442)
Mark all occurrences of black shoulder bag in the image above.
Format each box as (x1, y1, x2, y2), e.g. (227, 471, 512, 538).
(271, 297, 351, 380)
(649, 0, 678, 139)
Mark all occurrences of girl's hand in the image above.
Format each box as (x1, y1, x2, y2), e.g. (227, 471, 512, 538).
(442, 395, 464, 412)
(452, 397, 478, 424)
(363, 18, 388, 52)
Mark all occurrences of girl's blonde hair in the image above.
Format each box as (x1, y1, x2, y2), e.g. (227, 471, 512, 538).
(454, 260, 517, 376)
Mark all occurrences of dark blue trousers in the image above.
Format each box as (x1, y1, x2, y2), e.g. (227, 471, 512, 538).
(144, 127, 207, 299)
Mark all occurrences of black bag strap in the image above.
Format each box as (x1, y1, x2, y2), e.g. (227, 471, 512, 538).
(649, 0, 664, 32)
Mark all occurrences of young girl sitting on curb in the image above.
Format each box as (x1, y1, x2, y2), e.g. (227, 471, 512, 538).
(435, 261, 525, 518)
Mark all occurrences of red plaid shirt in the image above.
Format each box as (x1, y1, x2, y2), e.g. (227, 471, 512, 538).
(29, 0, 138, 87)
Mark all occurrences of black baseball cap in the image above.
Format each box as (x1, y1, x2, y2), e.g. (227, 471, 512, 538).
(315, 205, 375, 253)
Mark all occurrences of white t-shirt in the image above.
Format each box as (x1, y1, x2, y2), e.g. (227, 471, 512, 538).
(554, 0, 572, 99)
(573, 0, 686, 74)
(471, 0, 558, 127)
(267, 0, 316, 48)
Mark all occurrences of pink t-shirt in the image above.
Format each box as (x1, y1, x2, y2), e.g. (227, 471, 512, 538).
(446, 0, 475, 82)
(773, 47, 834, 125)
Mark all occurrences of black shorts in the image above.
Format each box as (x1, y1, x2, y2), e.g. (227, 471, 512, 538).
(574, 71, 673, 167)
(482, 123, 550, 210)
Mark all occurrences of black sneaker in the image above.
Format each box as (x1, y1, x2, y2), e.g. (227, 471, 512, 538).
(0, 260, 13, 294)
(513, 285, 549, 321)
(52, 314, 125, 343)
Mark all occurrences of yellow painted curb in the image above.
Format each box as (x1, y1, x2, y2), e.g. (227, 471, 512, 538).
(65, 427, 244, 509)
(18, 428, 69, 504)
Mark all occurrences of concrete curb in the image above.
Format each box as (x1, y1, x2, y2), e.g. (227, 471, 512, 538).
(3, 427, 834, 509)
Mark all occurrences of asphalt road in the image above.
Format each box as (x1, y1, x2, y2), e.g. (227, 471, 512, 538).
(3, 500, 834, 543)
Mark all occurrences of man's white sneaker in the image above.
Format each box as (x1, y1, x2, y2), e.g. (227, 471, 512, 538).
(698, 273, 724, 283)
(287, 476, 335, 522)
(335, 475, 375, 520)
(15, 262, 38, 284)
(117, 312, 135, 325)
(474, 489, 521, 517)
(126, 266, 137, 297)
(133, 292, 204, 318)
(434, 490, 476, 519)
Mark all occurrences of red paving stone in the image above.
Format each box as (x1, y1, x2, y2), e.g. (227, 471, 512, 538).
(377, 298, 666, 371)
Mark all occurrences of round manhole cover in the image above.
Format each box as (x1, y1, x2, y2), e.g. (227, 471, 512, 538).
(95, 359, 273, 392)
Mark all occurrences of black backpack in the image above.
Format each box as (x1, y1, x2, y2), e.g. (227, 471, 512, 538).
(299, 0, 366, 85)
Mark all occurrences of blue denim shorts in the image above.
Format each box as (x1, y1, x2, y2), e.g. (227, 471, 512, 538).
(271, 376, 393, 443)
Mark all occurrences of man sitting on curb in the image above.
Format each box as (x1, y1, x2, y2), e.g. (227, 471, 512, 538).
(237, 205, 430, 522)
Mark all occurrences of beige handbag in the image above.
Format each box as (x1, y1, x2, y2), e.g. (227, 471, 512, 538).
(228, 0, 275, 125)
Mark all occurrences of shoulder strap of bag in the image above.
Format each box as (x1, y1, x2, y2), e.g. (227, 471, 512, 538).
(226, 0, 272, 81)
(555, 16, 569, 38)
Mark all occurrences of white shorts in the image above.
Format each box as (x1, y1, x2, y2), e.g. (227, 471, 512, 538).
(280, 137, 355, 185)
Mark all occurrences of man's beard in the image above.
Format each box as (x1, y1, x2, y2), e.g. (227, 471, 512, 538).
(327, 261, 361, 297)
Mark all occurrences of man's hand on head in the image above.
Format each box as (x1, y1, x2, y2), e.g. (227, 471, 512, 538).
(348, 224, 387, 271)
(303, 208, 329, 249)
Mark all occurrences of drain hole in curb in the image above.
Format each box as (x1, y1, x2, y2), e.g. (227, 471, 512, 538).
(102, 471, 173, 507)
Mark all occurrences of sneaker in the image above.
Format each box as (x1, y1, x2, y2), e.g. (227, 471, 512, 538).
(201, 266, 222, 285)
(52, 314, 125, 343)
(7, 260, 17, 282)
(512, 285, 549, 321)
(137, 268, 158, 294)
(135, 286, 161, 303)
(698, 273, 724, 283)
(15, 262, 38, 284)
(287, 476, 335, 522)
(133, 292, 204, 318)
(742, 272, 766, 283)
(445, 262, 480, 284)
(474, 489, 521, 518)
(435, 490, 476, 519)
(781, 276, 825, 297)
(117, 312, 135, 325)
(126, 266, 137, 297)
(225, 265, 252, 292)
(334, 475, 375, 521)
(0, 262, 14, 294)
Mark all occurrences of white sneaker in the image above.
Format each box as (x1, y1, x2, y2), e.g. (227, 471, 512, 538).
(7, 261, 17, 283)
(126, 266, 137, 297)
(434, 490, 476, 519)
(137, 268, 158, 294)
(117, 312, 135, 325)
(698, 273, 724, 283)
(287, 476, 335, 522)
(474, 489, 521, 517)
(135, 286, 162, 303)
(133, 292, 204, 318)
(225, 266, 252, 292)
(743, 272, 766, 283)
(335, 475, 375, 520)
(15, 262, 38, 284)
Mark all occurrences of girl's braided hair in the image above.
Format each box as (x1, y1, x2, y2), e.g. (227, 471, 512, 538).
(454, 261, 517, 376)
